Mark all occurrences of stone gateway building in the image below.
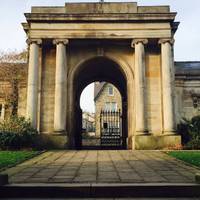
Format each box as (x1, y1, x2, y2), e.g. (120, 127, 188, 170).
(20, 2, 200, 149)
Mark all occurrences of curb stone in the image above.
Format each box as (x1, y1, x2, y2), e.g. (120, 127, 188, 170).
(0, 174, 8, 185)
(195, 173, 200, 184)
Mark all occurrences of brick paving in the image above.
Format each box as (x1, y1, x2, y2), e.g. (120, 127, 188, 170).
(2, 150, 200, 184)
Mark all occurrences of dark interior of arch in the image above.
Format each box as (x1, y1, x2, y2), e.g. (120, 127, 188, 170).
(73, 56, 128, 149)
(74, 56, 127, 102)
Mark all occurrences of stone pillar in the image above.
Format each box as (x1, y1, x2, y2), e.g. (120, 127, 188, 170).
(53, 39, 68, 133)
(26, 39, 41, 129)
(131, 39, 148, 134)
(0, 104, 5, 121)
(159, 38, 176, 134)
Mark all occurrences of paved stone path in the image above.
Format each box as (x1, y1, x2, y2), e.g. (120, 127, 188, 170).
(2, 150, 200, 184)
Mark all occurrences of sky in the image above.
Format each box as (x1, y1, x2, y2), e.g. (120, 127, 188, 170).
(0, 0, 200, 112)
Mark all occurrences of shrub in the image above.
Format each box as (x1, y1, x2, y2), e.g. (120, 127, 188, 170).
(0, 116, 38, 150)
(177, 115, 200, 149)
(177, 118, 191, 144)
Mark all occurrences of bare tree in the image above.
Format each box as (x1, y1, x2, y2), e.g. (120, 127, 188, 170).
(0, 50, 27, 116)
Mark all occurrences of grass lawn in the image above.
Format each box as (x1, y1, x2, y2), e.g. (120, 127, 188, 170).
(168, 151, 200, 168)
(0, 151, 39, 171)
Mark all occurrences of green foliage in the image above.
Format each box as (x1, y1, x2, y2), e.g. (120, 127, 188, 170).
(177, 115, 200, 149)
(0, 116, 38, 150)
(168, 151, 200, 168)
(0, 151, 39, 171)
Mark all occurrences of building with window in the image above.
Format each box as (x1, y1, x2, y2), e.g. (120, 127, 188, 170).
(94, 82, 122, 136)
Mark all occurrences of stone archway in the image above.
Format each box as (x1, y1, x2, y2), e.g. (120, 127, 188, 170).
(68, 56, 129, 149)
(23, 2, 182, 149)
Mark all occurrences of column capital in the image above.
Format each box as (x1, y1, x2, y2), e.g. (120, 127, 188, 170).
(131, 39, 148, 48)
(26, 39, 42, 45)
(53, 39, 69, 45)
(158, 38, 174, 45)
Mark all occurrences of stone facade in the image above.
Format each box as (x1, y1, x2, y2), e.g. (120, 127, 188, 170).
(1, 61, 197, 133)
(175, 62, 200, 122)
(94, 82, 122, 136)
(18, 2, 200, 149)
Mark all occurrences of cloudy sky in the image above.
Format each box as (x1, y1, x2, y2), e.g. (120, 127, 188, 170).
(0, 0, 199, 112)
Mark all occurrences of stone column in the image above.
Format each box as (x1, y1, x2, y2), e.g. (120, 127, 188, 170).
(53, 39, 68, 133)
(26, 39, 42, 129)
(131, 39, 148, 134)
(159, 38, 176, 134)
(0, 104, 5, 121)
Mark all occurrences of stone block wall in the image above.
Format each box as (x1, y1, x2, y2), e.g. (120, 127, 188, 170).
(175, 62, 200, 124)
(175, 80, 200, 123)
(40, 46, 56, 133)
(145, 50, 162, 134)
(30, 43, 165, 137)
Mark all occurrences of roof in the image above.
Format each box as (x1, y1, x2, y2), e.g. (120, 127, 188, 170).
(94, 82, 107, 101)
(175, 61, 200, 79)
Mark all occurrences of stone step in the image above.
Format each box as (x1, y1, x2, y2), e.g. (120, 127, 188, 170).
(0, 183, 200, 198)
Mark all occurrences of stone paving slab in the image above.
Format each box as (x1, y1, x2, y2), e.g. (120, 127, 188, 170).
(1, 150, 200, 184)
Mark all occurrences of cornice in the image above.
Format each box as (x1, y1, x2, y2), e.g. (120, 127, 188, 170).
(24, 13, 177, 23)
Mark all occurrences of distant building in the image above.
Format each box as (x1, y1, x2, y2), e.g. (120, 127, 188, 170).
(82, 112, 95, 134)
(94, 82, 122, 136)
(175, 62, 200, 121)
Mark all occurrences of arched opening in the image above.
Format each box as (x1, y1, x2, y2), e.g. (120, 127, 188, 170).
(80, 83, 95, 147)
(72, 56, 128, 149)
(80, 82, 123, 149)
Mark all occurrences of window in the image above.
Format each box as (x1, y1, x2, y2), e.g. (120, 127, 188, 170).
(108, 86, 114, 96)
(105, 102, 110, 111)
(104, 102, 117, 111)
(111, 102, 117, 111)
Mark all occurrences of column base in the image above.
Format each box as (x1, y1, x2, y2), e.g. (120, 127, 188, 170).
(135, 131, 149, 135)
(39, 133, 69, 149)
(53, 130, 66, 134)
(132, 134, 181, 150)
(162, 131, 177, 135)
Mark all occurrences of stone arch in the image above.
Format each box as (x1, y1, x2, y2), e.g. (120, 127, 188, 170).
(67, 55, 135, 149)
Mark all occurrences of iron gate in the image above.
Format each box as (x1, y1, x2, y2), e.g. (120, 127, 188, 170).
(100, 109, 122, 147)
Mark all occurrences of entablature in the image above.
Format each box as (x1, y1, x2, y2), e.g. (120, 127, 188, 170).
(24, 13, 177, 23)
